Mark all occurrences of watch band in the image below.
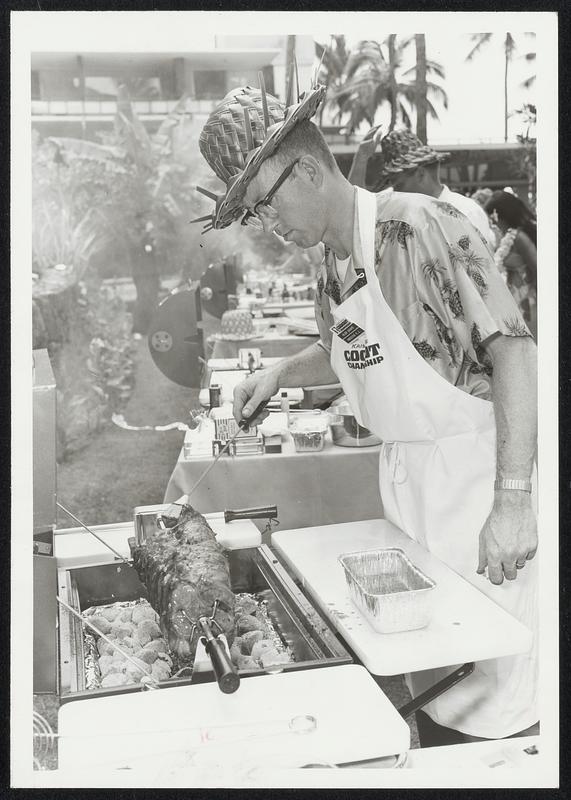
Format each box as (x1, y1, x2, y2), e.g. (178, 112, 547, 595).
(494, 478, 532, 493)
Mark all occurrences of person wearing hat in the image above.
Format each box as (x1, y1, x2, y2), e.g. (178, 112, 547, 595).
(195, 80, 538, 747)
(348, 127, 496, 250)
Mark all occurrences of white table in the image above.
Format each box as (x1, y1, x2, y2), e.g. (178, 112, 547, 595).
(57, 665, 410, 772)
(164, 432, 383, 531)
(271, 519, 532, 676)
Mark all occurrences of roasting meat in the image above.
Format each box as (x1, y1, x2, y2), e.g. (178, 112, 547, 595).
(131, 504, 235, 664)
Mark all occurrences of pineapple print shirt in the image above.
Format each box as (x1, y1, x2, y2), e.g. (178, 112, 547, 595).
(315, 191, 532, 402)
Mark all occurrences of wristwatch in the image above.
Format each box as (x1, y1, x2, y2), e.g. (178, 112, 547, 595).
(494, 478, 532, 493)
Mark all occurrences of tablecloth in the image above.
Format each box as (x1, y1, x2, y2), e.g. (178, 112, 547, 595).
(164, 432, 383, 532)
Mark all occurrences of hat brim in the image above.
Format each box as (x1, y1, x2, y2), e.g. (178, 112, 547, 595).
(213, 85, 326, 229)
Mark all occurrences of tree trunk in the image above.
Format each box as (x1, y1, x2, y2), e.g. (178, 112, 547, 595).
(504, 41, 509, 142)
(284, 35, 297, 105)
(415, 34, 427, 143)
(388, 35, 398, 131)
(132, 237, 161, 335)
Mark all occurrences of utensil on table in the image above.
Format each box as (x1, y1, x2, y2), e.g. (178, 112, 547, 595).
(185, 399, 269, 501)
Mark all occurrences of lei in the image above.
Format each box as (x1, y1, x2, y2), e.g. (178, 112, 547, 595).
(494, 227, 517, 270)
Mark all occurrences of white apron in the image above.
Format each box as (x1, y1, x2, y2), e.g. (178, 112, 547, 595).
(328, 187, 538, 739)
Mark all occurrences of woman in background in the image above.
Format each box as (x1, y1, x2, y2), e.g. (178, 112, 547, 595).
(485, 190, 537, 339)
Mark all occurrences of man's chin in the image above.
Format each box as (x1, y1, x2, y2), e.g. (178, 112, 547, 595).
(289, 232, 320, 249)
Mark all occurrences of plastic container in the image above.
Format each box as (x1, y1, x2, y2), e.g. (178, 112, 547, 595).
(338, 548, 436, 634)
(289, 416, 328, 452)
(328, 400, 382, 448)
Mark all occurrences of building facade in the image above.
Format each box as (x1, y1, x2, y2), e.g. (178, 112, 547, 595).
(31, 35, 315, 140)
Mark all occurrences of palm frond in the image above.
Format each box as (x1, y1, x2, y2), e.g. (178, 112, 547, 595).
(396, 34, 415, 51)
(425, 98, 439, 120)
(505, 32, 516, 57)
(426, 82, 449, 109)
(398, 101, 412, 129)
(154, 94, 192, 145)
(401, 59, 446, 80)
(465, 32, 493, 61)
(425, 59, 447, 79)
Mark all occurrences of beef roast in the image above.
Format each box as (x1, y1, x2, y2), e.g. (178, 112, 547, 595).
(131, 504, 235, 663)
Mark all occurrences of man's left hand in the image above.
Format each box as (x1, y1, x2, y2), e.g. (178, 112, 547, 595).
(477, 490, 537, 584)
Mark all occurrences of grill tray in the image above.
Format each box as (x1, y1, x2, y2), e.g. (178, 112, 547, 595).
(339, 548, 436, 634)
(59, 541, 351, 702)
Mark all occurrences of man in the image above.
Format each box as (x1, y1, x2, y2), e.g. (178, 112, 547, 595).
(348, 127, 497, 250)
(195, 83, 538, 746)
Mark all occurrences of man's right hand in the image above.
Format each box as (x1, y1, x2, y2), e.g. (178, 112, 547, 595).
(233, 369, 280, 426)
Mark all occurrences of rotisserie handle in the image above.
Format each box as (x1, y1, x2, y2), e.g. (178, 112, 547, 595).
(199, 618, 240, 694)
(224, 505, 278, 523)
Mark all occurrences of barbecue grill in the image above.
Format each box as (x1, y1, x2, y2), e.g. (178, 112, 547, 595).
(56, 506, 352, 703)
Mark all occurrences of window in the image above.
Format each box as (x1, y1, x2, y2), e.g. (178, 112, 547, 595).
(193, 70, 226, 100)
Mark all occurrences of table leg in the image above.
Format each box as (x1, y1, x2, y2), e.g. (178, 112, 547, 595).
(394, 662, 475, 720)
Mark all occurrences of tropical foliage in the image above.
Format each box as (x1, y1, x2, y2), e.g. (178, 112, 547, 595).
(511, 103, 537, 207)
(465, 32, 536, 142)
(32, 133, 123, 277)
(316, 36, 448, 136)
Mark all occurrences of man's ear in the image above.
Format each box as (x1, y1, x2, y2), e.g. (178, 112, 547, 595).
(296, 155, 324, 188)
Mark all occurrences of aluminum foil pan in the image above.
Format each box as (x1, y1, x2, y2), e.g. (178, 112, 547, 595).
(83, 630, 102, 690)
(338, 548, 436, 634)
(82, 599, 172, 689)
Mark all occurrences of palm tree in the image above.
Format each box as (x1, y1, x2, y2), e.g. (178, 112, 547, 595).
(328, 40, 391, 135)
(465, 32, 516, 142)
(284, 35, 297, 105)
(315, 36, 350, 127)
(400, 54, 448, 135)
(323, 37, 448, 136)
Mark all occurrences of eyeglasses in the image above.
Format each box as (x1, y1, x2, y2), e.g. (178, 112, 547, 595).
(241, 159, 299, 229)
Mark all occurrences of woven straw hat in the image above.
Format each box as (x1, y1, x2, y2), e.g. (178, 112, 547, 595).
(213, 310, 256, 341)
(377, 130, 450, 185)
(192, 70, 326, 231)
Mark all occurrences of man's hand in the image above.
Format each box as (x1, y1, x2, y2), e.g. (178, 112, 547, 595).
(477, 490, 537, 584)
(232, 368, 280, 426)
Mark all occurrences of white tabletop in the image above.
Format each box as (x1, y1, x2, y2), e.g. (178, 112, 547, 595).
(57, 664, 410, 772)
(271, 519, 532, 676)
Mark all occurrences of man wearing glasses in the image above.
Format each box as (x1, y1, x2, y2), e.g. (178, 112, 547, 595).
(195, 83, 538, 747)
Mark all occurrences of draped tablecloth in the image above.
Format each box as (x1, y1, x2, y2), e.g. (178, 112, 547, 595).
(164, 432, 383, 532)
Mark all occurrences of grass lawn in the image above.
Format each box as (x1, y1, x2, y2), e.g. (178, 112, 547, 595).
(56, 338, 198, 526)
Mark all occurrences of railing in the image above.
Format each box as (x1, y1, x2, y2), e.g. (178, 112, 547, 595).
(31, 98, 218, 116)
